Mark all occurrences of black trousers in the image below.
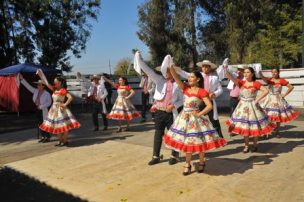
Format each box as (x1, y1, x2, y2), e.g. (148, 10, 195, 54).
(36, 109, 50, 138)
(105, 92, 112, 112)
(92, 102, 108, 129)
(153, 110, 179, 157)
(141, 92, 150, 119)
(230, 97, 239, 116)
(200, 102, 224, 138)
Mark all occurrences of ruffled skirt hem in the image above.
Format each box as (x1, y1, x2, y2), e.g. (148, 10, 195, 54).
(163, 135, 227, 153)
(40, 122, 81, 134)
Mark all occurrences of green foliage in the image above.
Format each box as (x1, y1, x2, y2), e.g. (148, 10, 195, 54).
(138, 0, 302, 68)
(0, 0, 100, 71)
(244, 2, 302, 68)
(114, 58, 137, 76)
(137, 0, 202, 68)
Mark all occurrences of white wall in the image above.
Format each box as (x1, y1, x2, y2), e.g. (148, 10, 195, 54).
(67, 68, 304, 108)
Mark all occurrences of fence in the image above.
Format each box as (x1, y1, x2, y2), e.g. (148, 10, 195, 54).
(66, 68, 304, 109)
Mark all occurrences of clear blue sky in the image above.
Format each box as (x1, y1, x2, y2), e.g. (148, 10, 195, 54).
(70, 0, 149, 74)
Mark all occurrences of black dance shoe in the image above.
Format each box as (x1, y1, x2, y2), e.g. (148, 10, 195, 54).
(183, 164, 192, 176)
(197, 163, 206, 173)
(168, 156, 179, 165)
(42, 138, 50, 143)
(38, 138, 45, 143)
(148, 155, 163, 166)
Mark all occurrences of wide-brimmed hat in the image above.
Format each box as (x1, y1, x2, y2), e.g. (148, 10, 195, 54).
(92, 74, 100, 80)
(237, 65, 247, 70)
(155, 66, 161, 72)
(196, 60, 217, 69)
(33, 80, 45, 85)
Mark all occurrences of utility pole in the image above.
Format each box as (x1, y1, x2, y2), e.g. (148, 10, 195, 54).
(108, 60, 112, 75)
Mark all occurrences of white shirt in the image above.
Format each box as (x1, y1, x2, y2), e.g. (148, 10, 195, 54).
(21, 79, 52, 120)
(137, 58, 183, 119)
(88, 82, 108, 113)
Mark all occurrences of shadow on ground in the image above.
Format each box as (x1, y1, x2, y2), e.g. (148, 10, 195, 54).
(69, 135, 134, 147)
(164, 139, 304, 176)
(0, 167, 87, 202)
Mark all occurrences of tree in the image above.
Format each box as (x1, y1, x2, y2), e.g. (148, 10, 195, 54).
(0, 0, 100, 71)
(244, 2, 302, 68)
(138, 0, 301, 68)
(137, 0, 170, 67)
(197, 0, 228, 63)
(114, 58, 137, 76)
(137, 0, 203, 68)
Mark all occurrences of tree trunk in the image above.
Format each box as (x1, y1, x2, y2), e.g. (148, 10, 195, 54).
(190, 0, 198, 68)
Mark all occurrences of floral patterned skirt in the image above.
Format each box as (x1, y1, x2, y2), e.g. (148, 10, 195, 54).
(226, 100, 275, 136)
(262, 94, 299, 123)
(40, 104, 81, 135)
(163, 110, 226, 153)
(107, 97, 140, 120)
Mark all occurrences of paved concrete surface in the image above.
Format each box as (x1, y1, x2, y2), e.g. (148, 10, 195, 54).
(1, 114, 304, 202)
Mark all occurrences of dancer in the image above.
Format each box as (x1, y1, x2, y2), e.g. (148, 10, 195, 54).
(102, 76, 140, 132)
(36, 69, 81, 146)
(224, 65, 275, 152)
(88, 75, 108, 131)
(259, 68, 299, 137)
(134, 52, 184, 166)
(176, 60, 224, 138)
(102, 73, 113, 111)
(164, 65, 226, 175)
(19, 74, 52, 142)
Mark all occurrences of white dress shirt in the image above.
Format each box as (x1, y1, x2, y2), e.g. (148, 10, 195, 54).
(88, 82, 108, 114)
(21, 79, 52, 120)
(137, 58, 184, 119)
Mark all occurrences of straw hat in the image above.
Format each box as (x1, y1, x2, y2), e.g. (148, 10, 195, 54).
(92, 74, 100, 80)
(237, 65, 247, 70)
(155, 66, 161, 72)
(196, 60, 217, 69)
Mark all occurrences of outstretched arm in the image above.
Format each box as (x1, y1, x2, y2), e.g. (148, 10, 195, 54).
(259, 71, 269, 83)
(134, 51, 161, 83)
(19, 74, 36, 94)
(102, 76, 117, 88)
(36, 69, 53, 91)
(223, 65, 239, 86)
(169, 65, 185, 90)
(175, 66, 190, 79)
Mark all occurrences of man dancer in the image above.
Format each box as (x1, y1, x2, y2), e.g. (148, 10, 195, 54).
(19, 74, 52, 142)
(88, 75, 108, 131)
(176, 60, 224, 138)
(102, 73, 112, 112)
(135, 52, 184, 165)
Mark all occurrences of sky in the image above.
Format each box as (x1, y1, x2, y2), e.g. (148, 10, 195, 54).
(69, 0, 149, 75)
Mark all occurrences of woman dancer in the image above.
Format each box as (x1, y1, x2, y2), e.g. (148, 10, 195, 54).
(36, 69, 81, 146)
(224, 66, 275, 153)
(163, 66, 226, 176)
(259, 68, 299, 137)
(103, 76, 140, 132)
